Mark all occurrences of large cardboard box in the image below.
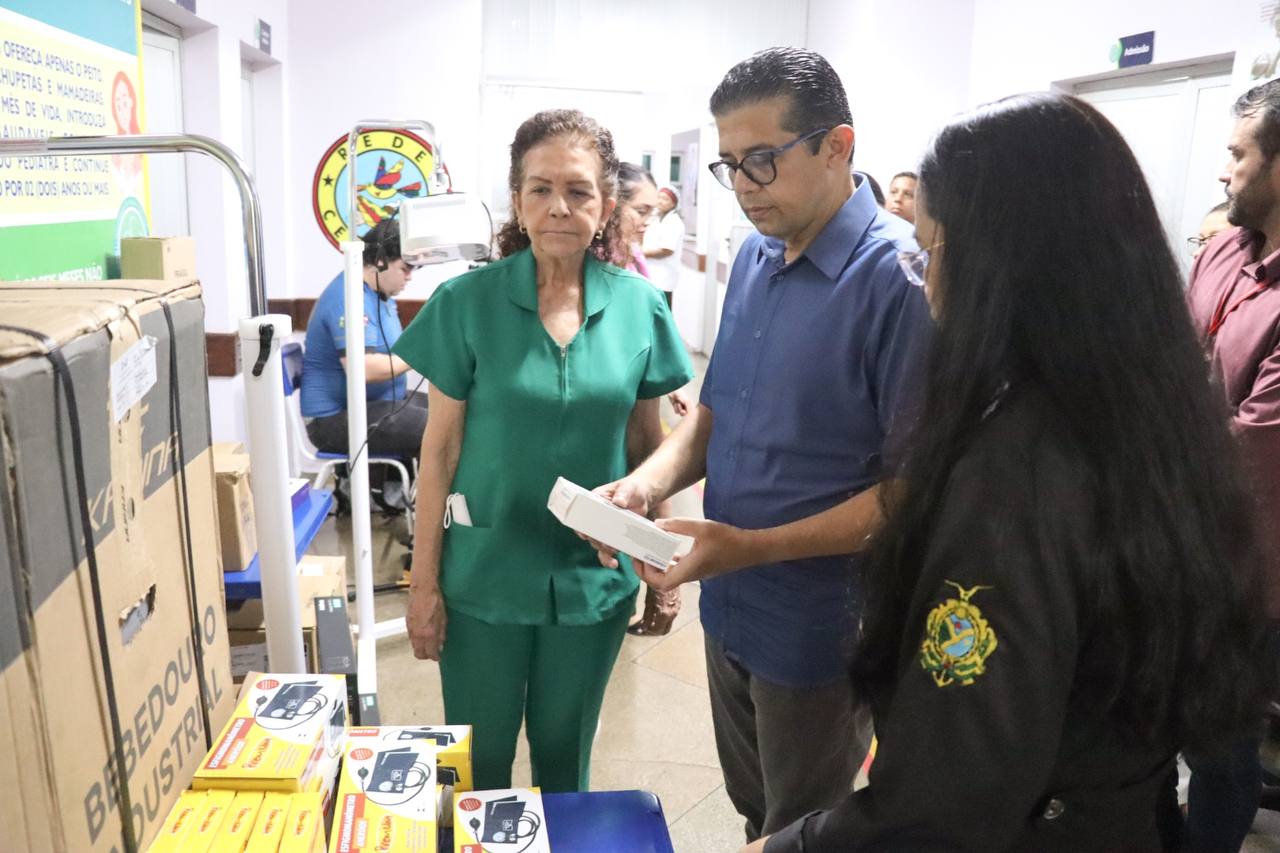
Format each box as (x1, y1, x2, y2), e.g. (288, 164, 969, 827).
(213, 443, 258, 573)
(0, 279, 234, 852)
(227, 556, 349, 681)
(121, 236, 197, 281)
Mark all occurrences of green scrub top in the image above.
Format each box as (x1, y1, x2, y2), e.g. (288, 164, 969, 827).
(393, 248, 694, 626)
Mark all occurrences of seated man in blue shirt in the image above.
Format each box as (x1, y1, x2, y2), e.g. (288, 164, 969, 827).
(301, 219, 427, 485)
(595, 48, 932, 847)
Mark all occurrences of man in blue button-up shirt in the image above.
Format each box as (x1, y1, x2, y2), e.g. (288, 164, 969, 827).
(595, 48, 932, 845)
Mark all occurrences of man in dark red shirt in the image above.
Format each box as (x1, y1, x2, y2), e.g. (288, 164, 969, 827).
(1182, 77, 1280, 852)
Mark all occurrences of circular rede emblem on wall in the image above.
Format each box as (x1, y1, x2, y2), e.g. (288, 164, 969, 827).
(311, 129, 437, 250)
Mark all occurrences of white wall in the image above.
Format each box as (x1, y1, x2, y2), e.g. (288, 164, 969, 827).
(141, 0, 291, 445)
(285, 0, 484, 301)
(806, 0, 1263, 186)
(478, 0, 808, 227)
(806, 0, 976, 190)
(968, 0, 1255, 103)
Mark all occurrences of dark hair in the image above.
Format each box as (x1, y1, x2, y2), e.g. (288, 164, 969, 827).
(891, 170, 918, 183)
(1234, 78, 1280, 160)
(855, 93, 1269, 751)
(854, 170, 884, 205)
(361, 218, 401, 268)
(614, 162, 659, 263)
(617, 162, 656, 204)
(1206, 200, 1230, 216)
(710, 47, 853, 158)
(496, 109, 625, 262)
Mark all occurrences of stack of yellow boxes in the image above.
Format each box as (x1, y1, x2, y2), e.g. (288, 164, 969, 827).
(327, 726, 474, 853)
(193, 674, 349, 804)
(149, 790, 327, 852)
(145, 676, 493, 853)
(145, 674, 349, 853)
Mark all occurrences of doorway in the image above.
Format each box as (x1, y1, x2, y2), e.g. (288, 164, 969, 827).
(1069, 57, 1234, 277)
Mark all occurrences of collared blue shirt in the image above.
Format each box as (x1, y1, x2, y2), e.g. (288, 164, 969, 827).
(699, 180, 933, 688)
(300, 272, 406, 418)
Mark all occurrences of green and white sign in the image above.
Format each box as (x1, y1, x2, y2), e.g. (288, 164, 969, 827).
(0, 0, 150, 281)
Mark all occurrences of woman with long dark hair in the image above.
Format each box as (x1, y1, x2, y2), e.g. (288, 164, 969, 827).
(757, 93, 1270, 851)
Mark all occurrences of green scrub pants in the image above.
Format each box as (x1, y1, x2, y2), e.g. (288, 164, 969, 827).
(439, 603, 631, 792)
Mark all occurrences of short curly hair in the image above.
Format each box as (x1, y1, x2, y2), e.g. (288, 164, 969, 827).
(496, 109, 625, 263)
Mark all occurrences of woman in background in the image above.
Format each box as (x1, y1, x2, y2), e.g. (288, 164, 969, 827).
(645, 186, 686, 310)
(617, 162, 659, 277)
(615, 163, 693, 635)
(617, 164, 693, 428)
(757, 93, 1270, 852)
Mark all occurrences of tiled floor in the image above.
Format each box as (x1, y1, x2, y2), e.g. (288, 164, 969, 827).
(314, 483, 746, 850)
(307, 349, 1280, 852)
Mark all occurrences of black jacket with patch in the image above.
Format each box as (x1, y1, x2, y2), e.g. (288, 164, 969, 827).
(766, 389, 1174, 853)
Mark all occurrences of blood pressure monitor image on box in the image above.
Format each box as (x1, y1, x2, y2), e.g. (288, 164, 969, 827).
(194, 674, 349, 793)
(397, 727, 458, 747)
(395, 727, 462, 786)
(477, 796, 540, 844)
(256, 680, 326, 725)
(454, 788, 550, 853)
(331, 735, 445, 852)
(353, 746, 437, 810)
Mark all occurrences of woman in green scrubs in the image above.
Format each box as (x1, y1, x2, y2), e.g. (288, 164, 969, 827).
(396, 109, 693, 792)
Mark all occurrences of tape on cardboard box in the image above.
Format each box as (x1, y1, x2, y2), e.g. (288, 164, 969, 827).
(453, 788, 548, 853)
(194, 674, 347, 792)
(329, 732, 443, 852)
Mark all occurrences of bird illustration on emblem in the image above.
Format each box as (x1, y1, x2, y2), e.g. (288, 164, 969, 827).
(920, 581, 998, 687)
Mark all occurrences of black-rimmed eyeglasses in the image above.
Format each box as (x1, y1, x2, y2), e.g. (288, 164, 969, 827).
(708, 128, 830, 190)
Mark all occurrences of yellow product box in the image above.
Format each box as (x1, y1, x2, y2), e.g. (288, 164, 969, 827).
(307, 739, 345, 813)
(329, 734, 443, 852)
(453, 789, 549, 853)
(281, 793, 329, 853)
(147, 790, 208, 852)
(212, 791, 265, 853)
(184, 789, 239, 853)
(245, 792, 294, 853)
(348, 725, 473, 793)
(194, 674, 349, 792)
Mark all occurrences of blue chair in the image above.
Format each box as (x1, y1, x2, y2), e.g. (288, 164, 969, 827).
(281, 341, 416, 528)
